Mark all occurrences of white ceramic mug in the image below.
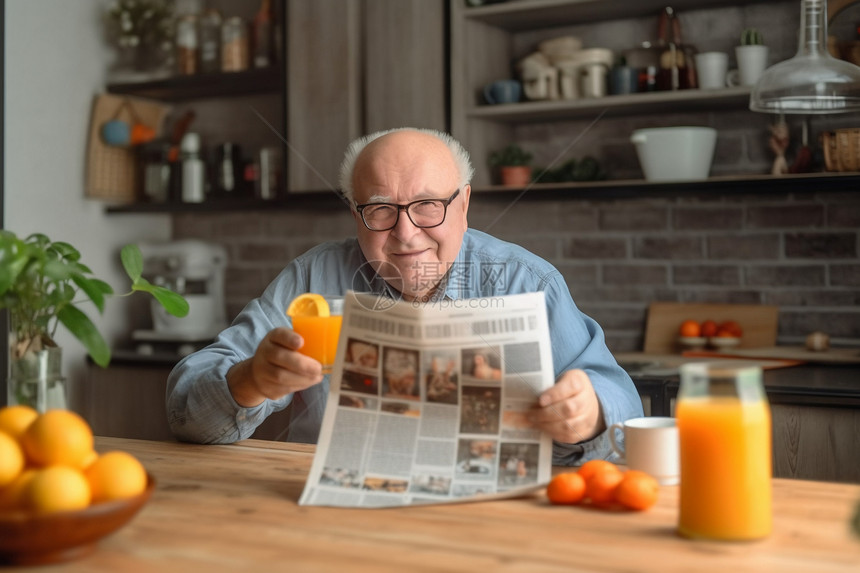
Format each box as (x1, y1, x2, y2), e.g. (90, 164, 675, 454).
(609, 416, 679, 485)
(694, 52, 729, 90)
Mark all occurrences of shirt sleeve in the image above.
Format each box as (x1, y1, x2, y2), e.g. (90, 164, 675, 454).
(165, 261, 307, 443)
(542, 273, 644, 466)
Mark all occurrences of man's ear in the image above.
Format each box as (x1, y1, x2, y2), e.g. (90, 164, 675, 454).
(461, 184, 471, 230)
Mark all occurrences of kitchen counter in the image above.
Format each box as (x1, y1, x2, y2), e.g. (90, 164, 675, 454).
(615, 352, 860, 411)
(5, 436, 856, 571)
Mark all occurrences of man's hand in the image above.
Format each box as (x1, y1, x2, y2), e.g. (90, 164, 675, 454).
(530, 369, 605, 444)
(227, 327, 324, 408)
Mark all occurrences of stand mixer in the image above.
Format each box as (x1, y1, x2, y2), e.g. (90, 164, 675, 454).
(132, 240, 228, 357)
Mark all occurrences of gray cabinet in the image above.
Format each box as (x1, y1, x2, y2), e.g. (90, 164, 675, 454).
(286, 0, 447, 193)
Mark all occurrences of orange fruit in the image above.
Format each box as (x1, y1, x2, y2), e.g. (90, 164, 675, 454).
(0, 468, 36, 510)
(20, 409, 95, 469)
(615, 470, 660, 511)
(286, 293, 330, 318)
(85, 451, 148, 504)
(718, 320, 743, 337)
(585, 468, 624, 504)
(0, 431, 25, 488)
(24, 466, 91, 514)
(0, 405, 39, 439)
(546, 472, 586, 505)
(577, 459, 621, 484)
(700, 319, 718, 338)
(678, 319, 702, 338)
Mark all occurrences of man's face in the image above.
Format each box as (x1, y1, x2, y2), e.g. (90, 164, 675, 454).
(351, 132, 470, 301)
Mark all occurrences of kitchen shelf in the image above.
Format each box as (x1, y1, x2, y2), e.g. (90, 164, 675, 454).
(469, 86, 752, 123)
(103, 172, 860, 214)
(463, 0, 762, 31)
(106, 68, 283, 102)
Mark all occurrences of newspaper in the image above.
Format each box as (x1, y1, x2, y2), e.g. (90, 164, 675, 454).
(298, 291, 555, 508)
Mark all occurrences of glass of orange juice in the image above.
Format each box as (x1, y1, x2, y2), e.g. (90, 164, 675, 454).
(288, 295, 344, 374)
(676, 362, 772, 541)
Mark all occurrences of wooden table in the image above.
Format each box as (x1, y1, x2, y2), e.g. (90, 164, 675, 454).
(14, 437, 859, 572)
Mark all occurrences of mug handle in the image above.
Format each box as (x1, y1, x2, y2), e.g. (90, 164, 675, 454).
(483, 84, 497, 105)
(726, 69, 740, 87)
(608, 422, 626, 460)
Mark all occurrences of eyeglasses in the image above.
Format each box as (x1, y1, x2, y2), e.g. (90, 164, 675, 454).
(354, 189, 460, 232)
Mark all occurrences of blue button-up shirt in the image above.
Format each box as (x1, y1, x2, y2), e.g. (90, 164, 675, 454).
(166, 229, 643, 465)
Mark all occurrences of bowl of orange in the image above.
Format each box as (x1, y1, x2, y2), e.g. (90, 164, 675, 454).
(0, 475, 154, 565)
(0, 406, 154, 565)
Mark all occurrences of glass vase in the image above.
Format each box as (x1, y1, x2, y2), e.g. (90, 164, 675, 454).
(7, 347, 67, 413)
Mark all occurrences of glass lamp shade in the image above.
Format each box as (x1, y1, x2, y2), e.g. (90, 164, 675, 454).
(750, 0, 860, 114)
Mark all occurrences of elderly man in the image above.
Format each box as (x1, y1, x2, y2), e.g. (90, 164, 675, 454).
(166, 128, 642, 464)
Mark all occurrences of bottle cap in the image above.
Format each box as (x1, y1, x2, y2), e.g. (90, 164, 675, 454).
(180, 133, 200, 153)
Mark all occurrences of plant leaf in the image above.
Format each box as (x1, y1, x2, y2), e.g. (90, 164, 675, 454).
(133, 283, 190, 317)
(121, 244, 144, 282)
(57, 304, 111, 367)
(73, 276, 114, 313)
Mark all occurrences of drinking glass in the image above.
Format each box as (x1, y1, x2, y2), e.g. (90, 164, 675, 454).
(676, 362, 772, 540)
(291, 296, 344, 374)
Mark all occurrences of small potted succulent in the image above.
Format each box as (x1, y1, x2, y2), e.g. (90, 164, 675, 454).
(734, 27, 769, 86)
(0, 231, 189, 410)
(489, 144, 534, 186)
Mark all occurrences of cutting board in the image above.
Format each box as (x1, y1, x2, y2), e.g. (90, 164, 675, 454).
(643, 302, 779, 354)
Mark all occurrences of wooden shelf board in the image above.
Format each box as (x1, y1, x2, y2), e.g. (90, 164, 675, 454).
(468, 87, 752, 122)
(104, 173, 860, 213)
(464, 0, 762, 31)
(106, 68, 283, 102)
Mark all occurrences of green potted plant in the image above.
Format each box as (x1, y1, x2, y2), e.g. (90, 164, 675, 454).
(734, 27, 769, 86)
(488, 143, 534, 186)
(0, 231, 189, 410)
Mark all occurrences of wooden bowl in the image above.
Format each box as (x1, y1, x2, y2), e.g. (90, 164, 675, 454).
(0, 474, 155, 566)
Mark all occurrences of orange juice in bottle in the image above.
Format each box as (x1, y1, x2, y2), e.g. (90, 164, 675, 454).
(677, 362, 772, 541)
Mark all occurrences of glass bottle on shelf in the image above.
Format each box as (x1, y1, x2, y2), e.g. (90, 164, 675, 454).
(198, 8, 222, 74)
(176, 14, 199, 75)
(222, 16, 249, 72)
(253, 0, 275, 68)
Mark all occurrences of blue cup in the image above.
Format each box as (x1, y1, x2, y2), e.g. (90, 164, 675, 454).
(483, 80, 522, 105)
(609, 66, 639, 96)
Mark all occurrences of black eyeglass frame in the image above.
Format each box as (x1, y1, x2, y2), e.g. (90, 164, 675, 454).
(354, 189, 461, 232)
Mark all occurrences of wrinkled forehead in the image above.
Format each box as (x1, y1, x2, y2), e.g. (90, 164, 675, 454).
(353, 133, 459, 203)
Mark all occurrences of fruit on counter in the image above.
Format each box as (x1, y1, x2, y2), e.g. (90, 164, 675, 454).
(20, 409, 95, 469)
(546, 472, 586, 505)
(546, 460, 659, 511)
(0, 406, 149, 514)
(716, 320, 743, 338)
(614, 470, 660, 511)
(678, 320, 702, 338)
(0, 405, 39, 439)
(86, 451, 148, 504)
(805, 331, 830, 352)
(700, 319, 718, 338)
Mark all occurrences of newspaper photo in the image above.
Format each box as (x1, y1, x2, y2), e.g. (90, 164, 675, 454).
(298, 291, 555, 508)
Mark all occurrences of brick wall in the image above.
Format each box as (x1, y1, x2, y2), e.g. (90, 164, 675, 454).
(174, 188, 860, 353)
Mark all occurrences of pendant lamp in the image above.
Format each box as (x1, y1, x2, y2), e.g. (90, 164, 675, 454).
(749, 0, 860, 114)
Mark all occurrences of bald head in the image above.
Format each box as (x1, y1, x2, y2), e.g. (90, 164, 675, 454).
(339, 128, 474, 203)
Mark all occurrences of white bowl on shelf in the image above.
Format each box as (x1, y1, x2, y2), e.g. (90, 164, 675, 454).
(709, 336, 741, 349)
(630, 126, 718, 182)
(678, 336, 708, 350)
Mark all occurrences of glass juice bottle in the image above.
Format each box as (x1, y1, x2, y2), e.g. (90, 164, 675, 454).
(676, 362, 772, 540)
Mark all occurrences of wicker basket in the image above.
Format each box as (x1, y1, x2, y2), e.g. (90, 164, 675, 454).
(821, 128, 860, 172)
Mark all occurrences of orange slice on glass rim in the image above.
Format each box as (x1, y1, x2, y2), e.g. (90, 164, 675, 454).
(286, 293, 330, 318)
